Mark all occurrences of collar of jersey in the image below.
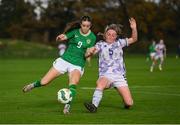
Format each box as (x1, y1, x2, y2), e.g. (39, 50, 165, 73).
(79, 29, 91, 36)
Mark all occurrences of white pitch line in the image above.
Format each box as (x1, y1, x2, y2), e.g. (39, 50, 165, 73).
(81, 85, 179, 89)
(134, 91, 180, 97)
(80, 86, 180, 97)
(81, 87, 95, 90)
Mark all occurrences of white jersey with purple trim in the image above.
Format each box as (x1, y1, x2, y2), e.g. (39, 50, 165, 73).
(155, 43, 166, 56)
(58, 43, 66, 56)
(95, 38, 128, 76)
(58, 43, 66, 50)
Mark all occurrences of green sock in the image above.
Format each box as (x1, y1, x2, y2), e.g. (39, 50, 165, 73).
(69, 84, 77, 101)
(33, 80, 42, 88)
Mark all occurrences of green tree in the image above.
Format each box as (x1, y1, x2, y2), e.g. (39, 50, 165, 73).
(0, 0, 17, 37)
(0, 0, 36, 39)
(38, 0, 76, 42)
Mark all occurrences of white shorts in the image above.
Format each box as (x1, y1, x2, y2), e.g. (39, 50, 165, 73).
(150, 52, 156, 58)
(99, 74, 128, 88)
(53, 58, 84, 76)
(154, 54, 164, 61)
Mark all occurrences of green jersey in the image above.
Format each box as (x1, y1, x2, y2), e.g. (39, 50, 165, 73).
(61, 29, 96, 68)
(149, 44, 156, 53)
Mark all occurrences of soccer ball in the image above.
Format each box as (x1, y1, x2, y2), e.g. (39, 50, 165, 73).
(57, 88, 72, 104)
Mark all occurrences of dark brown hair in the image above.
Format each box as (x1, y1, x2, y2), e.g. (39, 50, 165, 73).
(63, 15, 92, 33)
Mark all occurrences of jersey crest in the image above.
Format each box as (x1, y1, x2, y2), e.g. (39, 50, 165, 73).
(86, 39, 91, 44)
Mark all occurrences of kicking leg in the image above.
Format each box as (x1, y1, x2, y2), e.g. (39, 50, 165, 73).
(63, 69, 81, 114)
(23, 67, 61, 93)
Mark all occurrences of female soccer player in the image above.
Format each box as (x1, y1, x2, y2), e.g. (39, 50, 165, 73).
(22, 15, 96, 114)
(84, 17, 137, 112)
(150, 39, 166, 72)
(146, 40, 156, 61)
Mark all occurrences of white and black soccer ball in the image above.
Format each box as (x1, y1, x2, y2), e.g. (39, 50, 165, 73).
(57, 88, 72, 104)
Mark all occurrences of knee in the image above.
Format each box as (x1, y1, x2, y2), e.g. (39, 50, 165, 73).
(70, 76, 80, 84)
(69, 71, 81, 84)
(96, 82, 106, 90)
(124, 100, 133, 109)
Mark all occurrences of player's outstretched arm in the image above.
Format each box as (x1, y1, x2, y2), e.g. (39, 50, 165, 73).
(127, 17, 138, 45)
(85, 47, 97, 58)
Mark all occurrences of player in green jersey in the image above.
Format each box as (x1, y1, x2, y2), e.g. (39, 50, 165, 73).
(22, 16, 96, 114)
(146, 40, 156, 62)
(149, 40, 156, 60)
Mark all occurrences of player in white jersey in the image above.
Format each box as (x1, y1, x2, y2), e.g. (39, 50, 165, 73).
(84, 18, 138, 112)
(58, 43, 66, 56)
(150, 39, 166, 72)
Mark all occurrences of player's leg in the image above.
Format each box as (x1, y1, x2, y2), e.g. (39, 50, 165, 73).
(150, 55, 157, 72)
(63, 68, 82, 114)
(86, 57, 91, 67)
(116, 86, 133, 109)
(23, 67, 61, 92)
(68, 69, 81, 99)
(150, 53, 155, 61)
(84, 76, 109, 112)
(23, 58, 66, 93)
(159, 56, 164, 71)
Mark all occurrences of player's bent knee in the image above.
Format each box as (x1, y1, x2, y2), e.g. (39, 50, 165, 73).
(125, 100, 133, 108)
(96, 84, 106, 90)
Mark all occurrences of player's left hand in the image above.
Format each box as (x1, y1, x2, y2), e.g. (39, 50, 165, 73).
(129, 17, 136, 29)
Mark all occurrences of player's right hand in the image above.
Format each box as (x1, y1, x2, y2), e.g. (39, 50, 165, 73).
(88, 47, 96, 54)
(56, 34, 67, 41)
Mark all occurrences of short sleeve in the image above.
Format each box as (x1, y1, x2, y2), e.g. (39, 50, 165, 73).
(117, 38, 128, 48)
(65, 29, 76, 39)
(95, 41, 103, 53)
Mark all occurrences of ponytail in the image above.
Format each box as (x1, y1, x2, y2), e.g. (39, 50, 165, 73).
(63, 21, 80, 33)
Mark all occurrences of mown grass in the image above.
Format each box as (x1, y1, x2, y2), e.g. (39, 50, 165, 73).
(0, 56, 180, 124)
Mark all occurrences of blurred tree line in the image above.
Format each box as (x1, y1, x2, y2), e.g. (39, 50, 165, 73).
(0, 0, 179, 52)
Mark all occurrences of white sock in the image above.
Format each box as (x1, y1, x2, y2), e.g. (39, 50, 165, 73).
(92, 89, 103, 107)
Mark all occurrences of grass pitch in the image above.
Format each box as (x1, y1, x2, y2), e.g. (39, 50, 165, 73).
(0, 56, 180, 124)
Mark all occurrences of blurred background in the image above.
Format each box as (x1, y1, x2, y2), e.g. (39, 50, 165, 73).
(0, 0, 179, 57)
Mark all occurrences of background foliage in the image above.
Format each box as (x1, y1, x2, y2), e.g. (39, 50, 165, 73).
(0, 0, 179, 52)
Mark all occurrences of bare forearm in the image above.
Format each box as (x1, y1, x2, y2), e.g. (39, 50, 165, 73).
(131, 28, 138, 42)
(85, 51, 91, 58)
(85, 47, 96, 58)
(127, 17, 138, 45)
(127, 28, 137, 45)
